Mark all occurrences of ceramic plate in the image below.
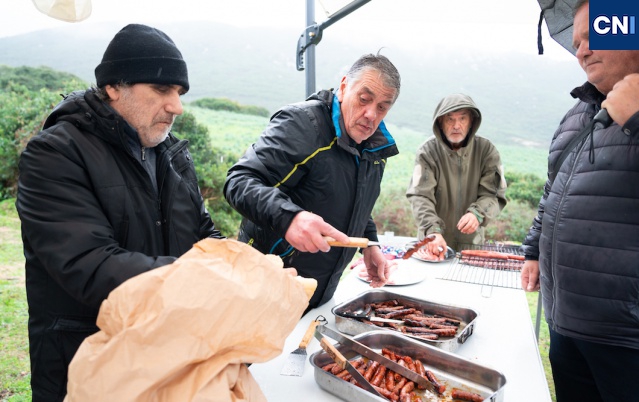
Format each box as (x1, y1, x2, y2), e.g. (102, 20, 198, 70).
(354, 260, 427, 286)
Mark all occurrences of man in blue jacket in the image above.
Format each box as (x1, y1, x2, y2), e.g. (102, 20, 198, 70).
(521, 1, 639, 400)
(224, 53, 401, 309)
(16, 24, 224, 401)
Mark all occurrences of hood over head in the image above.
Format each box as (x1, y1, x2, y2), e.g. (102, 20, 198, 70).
(432, 93, 482, 149)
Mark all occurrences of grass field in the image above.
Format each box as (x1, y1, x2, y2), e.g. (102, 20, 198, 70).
(0, 200, 30, 401)
(0, 197, 555, 401)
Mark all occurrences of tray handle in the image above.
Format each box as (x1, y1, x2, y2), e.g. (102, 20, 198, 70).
(458, 322, 474, 344)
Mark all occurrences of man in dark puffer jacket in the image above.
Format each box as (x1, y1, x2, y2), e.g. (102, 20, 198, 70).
(16, 24, 224, 401)
(520, 1, 639, 400)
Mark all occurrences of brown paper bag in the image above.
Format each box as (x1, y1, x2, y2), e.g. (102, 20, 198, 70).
(65, 238, 313, 402)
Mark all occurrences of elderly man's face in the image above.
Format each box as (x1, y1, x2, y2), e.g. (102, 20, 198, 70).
(107, 83, 185, 147)
(337, 69, 397, 144)
(573, 4, 639, 95)
(440, 109, 472, 150)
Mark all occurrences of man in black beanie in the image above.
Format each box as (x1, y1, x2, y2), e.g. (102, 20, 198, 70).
(16, 24, 224, 401)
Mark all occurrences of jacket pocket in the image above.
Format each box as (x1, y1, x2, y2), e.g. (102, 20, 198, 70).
(32, 317, 99, 401)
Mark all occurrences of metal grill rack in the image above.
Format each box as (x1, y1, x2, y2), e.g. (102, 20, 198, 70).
(439, 243, 524, 290)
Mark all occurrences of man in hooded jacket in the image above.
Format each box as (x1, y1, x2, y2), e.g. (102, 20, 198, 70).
(16, 24, 224, 401)
(406, 93, 507, 256)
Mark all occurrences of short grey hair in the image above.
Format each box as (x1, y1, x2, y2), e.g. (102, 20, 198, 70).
(344, 52, 401, 102)
(93, 80, 132, 102)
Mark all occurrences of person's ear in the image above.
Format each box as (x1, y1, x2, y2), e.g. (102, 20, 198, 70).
(105, 85, 120, 101)
(337, 76, 348, 102)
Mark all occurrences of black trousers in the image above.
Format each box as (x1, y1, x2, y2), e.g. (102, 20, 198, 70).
(550, 328, 639, 402)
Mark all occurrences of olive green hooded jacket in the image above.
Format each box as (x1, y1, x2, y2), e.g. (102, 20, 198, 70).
(406, 93, 507, 249)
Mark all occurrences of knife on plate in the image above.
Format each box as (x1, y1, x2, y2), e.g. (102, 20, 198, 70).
(338, 311, 404, 324)
(314, 328, 385, 399)
(324, 236, 381, 248)
(317, 325, 439, 395)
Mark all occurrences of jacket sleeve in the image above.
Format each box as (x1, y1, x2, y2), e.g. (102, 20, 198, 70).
(467, 142, 507, 226)
(406, 143, 444, 238)
(521, 179, 550, 260)
(16, 129, 176, 309)
(364, 216, 379, 242)
(224, 105, 319, 236)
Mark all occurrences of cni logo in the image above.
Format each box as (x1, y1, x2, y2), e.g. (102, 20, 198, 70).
(589, 0, 639, 50)
(592, 15, 636, 35)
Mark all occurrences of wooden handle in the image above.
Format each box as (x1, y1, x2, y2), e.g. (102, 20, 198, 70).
(319, 337, 347, 370)
(324, 236, 369, 248)
(299, 320, 320, 349)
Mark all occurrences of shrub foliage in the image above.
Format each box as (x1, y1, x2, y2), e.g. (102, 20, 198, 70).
(0, 69, 86, 199)
(191, 97, 270, 117)
(171, 112, 242, 236)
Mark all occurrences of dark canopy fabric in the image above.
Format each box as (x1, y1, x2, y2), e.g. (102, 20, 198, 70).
(538, 0, 579, 55)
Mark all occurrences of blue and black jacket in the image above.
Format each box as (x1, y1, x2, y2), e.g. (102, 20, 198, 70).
(224, 89, 399, 308)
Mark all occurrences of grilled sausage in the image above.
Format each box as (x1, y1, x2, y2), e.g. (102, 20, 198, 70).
(451, 388, 484, 401)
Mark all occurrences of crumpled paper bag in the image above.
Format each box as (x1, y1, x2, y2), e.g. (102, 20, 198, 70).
(65, 238, 313, 402)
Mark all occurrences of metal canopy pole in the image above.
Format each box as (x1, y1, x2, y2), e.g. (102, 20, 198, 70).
(296, 0, 372, 98)
(305, 0, 316, 97)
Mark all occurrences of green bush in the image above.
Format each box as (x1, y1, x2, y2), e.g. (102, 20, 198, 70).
(486, 199, 536, 243)
(172, 111, 242, 237)
(0, 65, 83, 92)
(0, 80, 84, 199)
(505, 171, 545, 208)
(372, 186, 416, 237)
(191, 97, 270, 117)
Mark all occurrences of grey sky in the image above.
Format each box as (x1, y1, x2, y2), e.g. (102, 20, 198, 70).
(2, 0, 573, 60)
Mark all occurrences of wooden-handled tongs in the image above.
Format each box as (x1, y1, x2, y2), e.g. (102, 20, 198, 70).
(324, 236, 381, 248)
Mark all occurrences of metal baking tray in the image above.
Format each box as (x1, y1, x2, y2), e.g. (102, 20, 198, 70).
(332, 289, 478, 352)
(310, 330, 506, 402)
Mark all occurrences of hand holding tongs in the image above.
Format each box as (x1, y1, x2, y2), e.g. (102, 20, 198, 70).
(324, 236, 381, 248)
(402, 234, 437, 259)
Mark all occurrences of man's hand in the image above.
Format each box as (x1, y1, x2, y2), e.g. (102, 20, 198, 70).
(521, 260, 540, 292)
(424, 233, 447, 261)
(602, 73, 639, 126)
(362, 246, 396, 288)
(457, 212, 479, 234)
(284, 211, 349, 253)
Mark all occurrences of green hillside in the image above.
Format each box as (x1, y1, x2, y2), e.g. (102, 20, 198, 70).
(0, 21, 586, 151)
(188, 105, 549, 185)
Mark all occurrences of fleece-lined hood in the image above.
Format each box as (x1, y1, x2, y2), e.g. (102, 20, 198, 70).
(432, 93, 482, 149)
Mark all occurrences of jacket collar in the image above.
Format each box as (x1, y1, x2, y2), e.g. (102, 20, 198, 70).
(327, 91, 396, 158)
(571, 82, 606, 107)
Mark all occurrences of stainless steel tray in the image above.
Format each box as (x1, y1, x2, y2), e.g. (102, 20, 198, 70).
(310, 330, 506, 402)
(332, 289, 478, 352)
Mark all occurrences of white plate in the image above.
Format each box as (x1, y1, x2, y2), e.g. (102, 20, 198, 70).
(354, 260, 427, 286)
(410, 246, 456, 263)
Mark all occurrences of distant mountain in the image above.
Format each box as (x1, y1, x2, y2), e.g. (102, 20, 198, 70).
(0, 21, 586, 149)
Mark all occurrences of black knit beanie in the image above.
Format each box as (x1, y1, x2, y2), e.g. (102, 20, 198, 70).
(95, 24, 189, 91)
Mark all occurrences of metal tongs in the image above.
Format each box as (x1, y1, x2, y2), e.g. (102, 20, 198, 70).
(314, 325, 438, 397)
(314, 324, 385, 399)
(338, 311, 404, 324)
(402, 234, 437, 259)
